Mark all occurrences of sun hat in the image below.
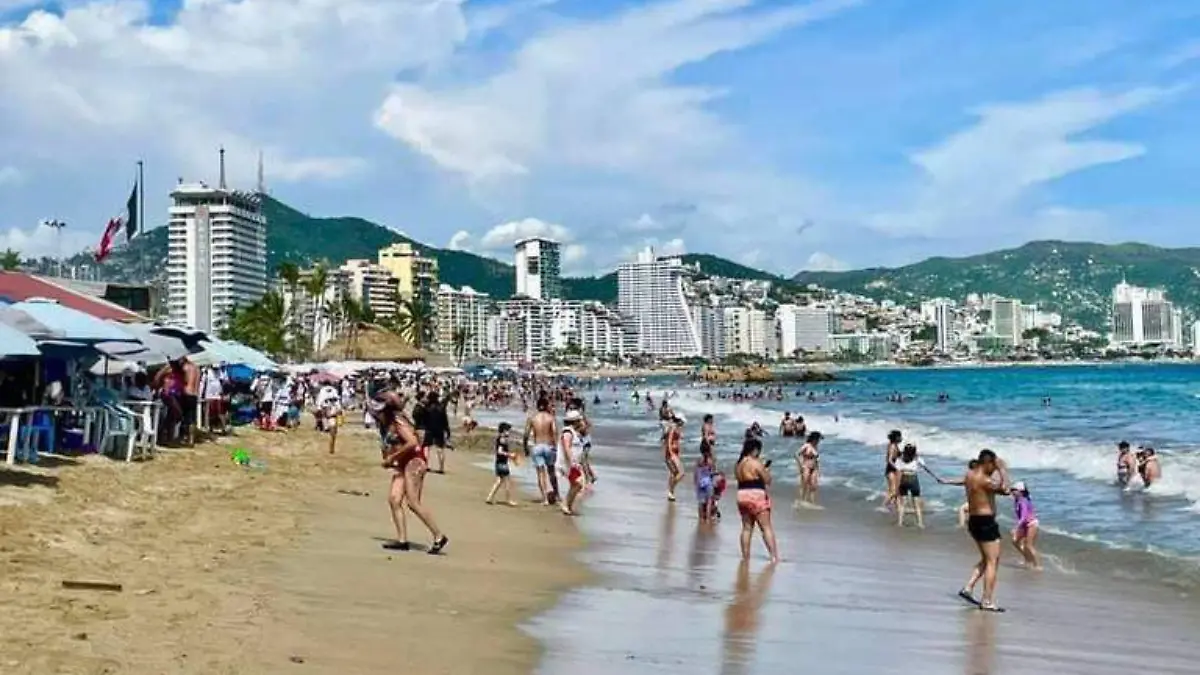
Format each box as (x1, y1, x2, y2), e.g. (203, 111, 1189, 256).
(674, 413, 687, 424)
(1011, 481, 1027, 492)
(564, 409, 583, 422)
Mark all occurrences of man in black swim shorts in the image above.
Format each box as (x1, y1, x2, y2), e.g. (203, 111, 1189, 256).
(939, 449, 1010, 611)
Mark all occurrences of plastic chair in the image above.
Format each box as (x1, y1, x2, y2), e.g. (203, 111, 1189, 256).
(99, 404, 135, 461)
(18, 409, 55, 464)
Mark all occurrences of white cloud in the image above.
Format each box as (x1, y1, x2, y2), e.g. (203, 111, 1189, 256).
(621, 213, 667, 233)
(0, 221, 95, 259)
(446, 230, 472, 251)
(870, 86, 1176, 238)
(804, 251, 848, 272)
(1163, 40, 1200, 69)
(479, 217, 571, 250)
(0, 165, 20, 186)
(0, 1, 470, 189)
(659, 237, 686, 256)
(375, 0, 860, 182)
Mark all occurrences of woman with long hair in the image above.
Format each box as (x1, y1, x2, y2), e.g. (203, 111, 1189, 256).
(893, 443, 939, 528)
(735, 436, 779, 563)
(883, 429, 903, 511)
(379, 392, 449, 554)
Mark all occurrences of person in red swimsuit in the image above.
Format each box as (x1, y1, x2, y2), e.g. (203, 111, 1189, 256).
(380, 397, 448, 554)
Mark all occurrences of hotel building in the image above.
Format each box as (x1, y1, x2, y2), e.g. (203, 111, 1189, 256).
(617, 247, 702, 357)
(166, 150, 268, 332)
(378, 242, 439, 304)
(339, 259, 399, 320)
(435, 284, 490, 361)
(514, 238, 562, 301)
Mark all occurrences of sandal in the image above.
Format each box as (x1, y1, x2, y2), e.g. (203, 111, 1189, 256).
(428, 535, 449, 555)
(382, 540, 410, 551)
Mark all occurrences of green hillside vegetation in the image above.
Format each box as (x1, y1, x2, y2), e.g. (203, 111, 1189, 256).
(80, 195, 784, 304)
(792, 240, 1200, 329)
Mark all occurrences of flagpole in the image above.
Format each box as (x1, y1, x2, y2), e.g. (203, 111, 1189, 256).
(137, 160, 145, 278)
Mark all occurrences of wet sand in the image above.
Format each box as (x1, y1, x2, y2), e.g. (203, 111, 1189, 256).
(0, 422, 587, 674)
(529, 423, 1200, 675)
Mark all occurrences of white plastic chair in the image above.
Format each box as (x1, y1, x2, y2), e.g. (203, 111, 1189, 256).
(99, 404, 136, 461)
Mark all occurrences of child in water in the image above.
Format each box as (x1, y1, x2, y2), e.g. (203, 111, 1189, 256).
(1010, 481, 1041, 570)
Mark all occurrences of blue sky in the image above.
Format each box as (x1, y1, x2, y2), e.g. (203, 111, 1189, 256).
(1, 0, 1199, 276)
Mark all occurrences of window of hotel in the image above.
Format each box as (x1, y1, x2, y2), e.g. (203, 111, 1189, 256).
(527, 258, 539, 274)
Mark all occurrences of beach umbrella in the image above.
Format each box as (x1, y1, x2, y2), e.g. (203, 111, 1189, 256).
(0, 320, 41, 357)
(115, 323, 205, 361)
(7, 299, 138, 344)
(0, 306, 64, 340)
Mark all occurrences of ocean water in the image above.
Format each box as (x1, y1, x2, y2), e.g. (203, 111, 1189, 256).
(584, 363, 1200, 584)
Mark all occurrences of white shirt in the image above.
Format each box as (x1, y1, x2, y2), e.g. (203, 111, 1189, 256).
(317, 386, 339, 409)
(201, 369, 224, 400)
(892, 457, 926, 474)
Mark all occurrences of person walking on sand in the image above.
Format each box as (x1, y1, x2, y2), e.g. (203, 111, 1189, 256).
(735, 436, 779, 563)
(940, 449, 1010, 611)
(883, 429, 902, 511)
(423, 392, 452, 474)
(524, 396, 558, 505)
(1009, 481, 1041, 570)
(567, 397, 597, 485)
(796, 431, 823, 507)
(664, 413, 686, 502)
(893, 443, 939, 528)
(485, 423, 519, 506)
(558, 410, 587, 515)
(380, 395, 449, 555)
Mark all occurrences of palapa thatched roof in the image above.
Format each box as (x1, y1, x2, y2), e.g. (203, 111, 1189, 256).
(317, 323, 451, 367)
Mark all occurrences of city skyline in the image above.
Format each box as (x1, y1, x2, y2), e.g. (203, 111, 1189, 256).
(2, 1, 1200, 276)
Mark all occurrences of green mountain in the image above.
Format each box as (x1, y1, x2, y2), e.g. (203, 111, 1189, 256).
(74, 196, 781, 303)
(791, 240, 1200, 329)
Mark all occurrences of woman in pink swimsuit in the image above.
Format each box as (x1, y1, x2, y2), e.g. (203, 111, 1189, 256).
(735, 436, 779, 563)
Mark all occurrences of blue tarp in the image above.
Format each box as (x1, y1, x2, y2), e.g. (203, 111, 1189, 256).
(8, 300, 137, 344)
(0, 320, 40, 357)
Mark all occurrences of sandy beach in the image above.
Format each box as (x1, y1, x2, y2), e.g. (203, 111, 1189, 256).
(0, 422, 587, 674)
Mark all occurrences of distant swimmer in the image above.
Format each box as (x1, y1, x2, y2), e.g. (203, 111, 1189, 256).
(940, 449, 1010, 612)
(735, 436, 779, 563)
(1137, 447, 1161, 488)
(1116, 441, 1137, 488)
(1009, 482, 1041, 570)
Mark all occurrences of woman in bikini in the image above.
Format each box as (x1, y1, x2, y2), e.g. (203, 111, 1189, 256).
(883, 429, 903, 511)
(796, 431, 823, 507)
(380, 396, 449, 554)
(735, 436, 779, 563)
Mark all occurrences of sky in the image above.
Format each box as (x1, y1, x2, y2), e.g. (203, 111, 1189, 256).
(2, 0, 1199, 277)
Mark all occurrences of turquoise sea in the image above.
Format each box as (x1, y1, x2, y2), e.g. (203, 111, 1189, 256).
(618, 364, 1200, 579)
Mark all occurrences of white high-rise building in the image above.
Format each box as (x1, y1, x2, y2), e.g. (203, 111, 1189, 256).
(617, 248, 702, 357)
(167, 151, 267, 332)
(776, 304, 835, 355)
(1111, 281, 1179, 346)
(1191, 320, 1200, 357)
(722, 307, 769, 357)
(436, 284, 490, 361)
(934, 302, 955, 353)
(689, 302, 726, 360)
(990, 298, 1021, 345)
(514, 238, 562, 301)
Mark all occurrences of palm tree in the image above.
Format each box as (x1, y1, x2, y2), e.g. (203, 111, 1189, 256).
(0, 249, 20, 271)
(302, 263, 329, 355)
(451, 326, 473, 366)
(394, 295, 436, 350)
(277, 262, 301, 357)
(220, 291, 288, 357)
(339, 294, 366, 359)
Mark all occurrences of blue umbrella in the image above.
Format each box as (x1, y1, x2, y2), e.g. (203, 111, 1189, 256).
(0, 320, 40, 357)
(7, 300, 138, 344)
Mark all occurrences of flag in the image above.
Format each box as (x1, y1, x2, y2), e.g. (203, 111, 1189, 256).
(124, 181, 139, 241)
(95, 217, 121, 262)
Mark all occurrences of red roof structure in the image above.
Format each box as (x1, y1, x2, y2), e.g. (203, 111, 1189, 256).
(0, 272, 142, 322)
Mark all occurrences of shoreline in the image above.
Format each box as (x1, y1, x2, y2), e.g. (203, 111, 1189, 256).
(0, 421, 590, 674)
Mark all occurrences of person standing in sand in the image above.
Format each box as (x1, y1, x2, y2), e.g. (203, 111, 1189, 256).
(180, 356, 201, 446)
(796, 431, 822, 508)
(558, 410, 587, 515)
(940, 449, 1009, 611)
(735, 436, 778, 563)
(485, 423, 519, 506)
(380, 396, 449, 555)
(524, 397, 558, 505)
(664, 413, 686, 502)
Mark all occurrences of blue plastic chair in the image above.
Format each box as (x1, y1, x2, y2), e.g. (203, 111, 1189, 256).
(19, 410, 56, 463)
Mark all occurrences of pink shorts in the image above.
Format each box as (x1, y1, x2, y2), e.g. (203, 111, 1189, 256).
(736, 488, 771, 518)
(568, 464, 584, 485)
